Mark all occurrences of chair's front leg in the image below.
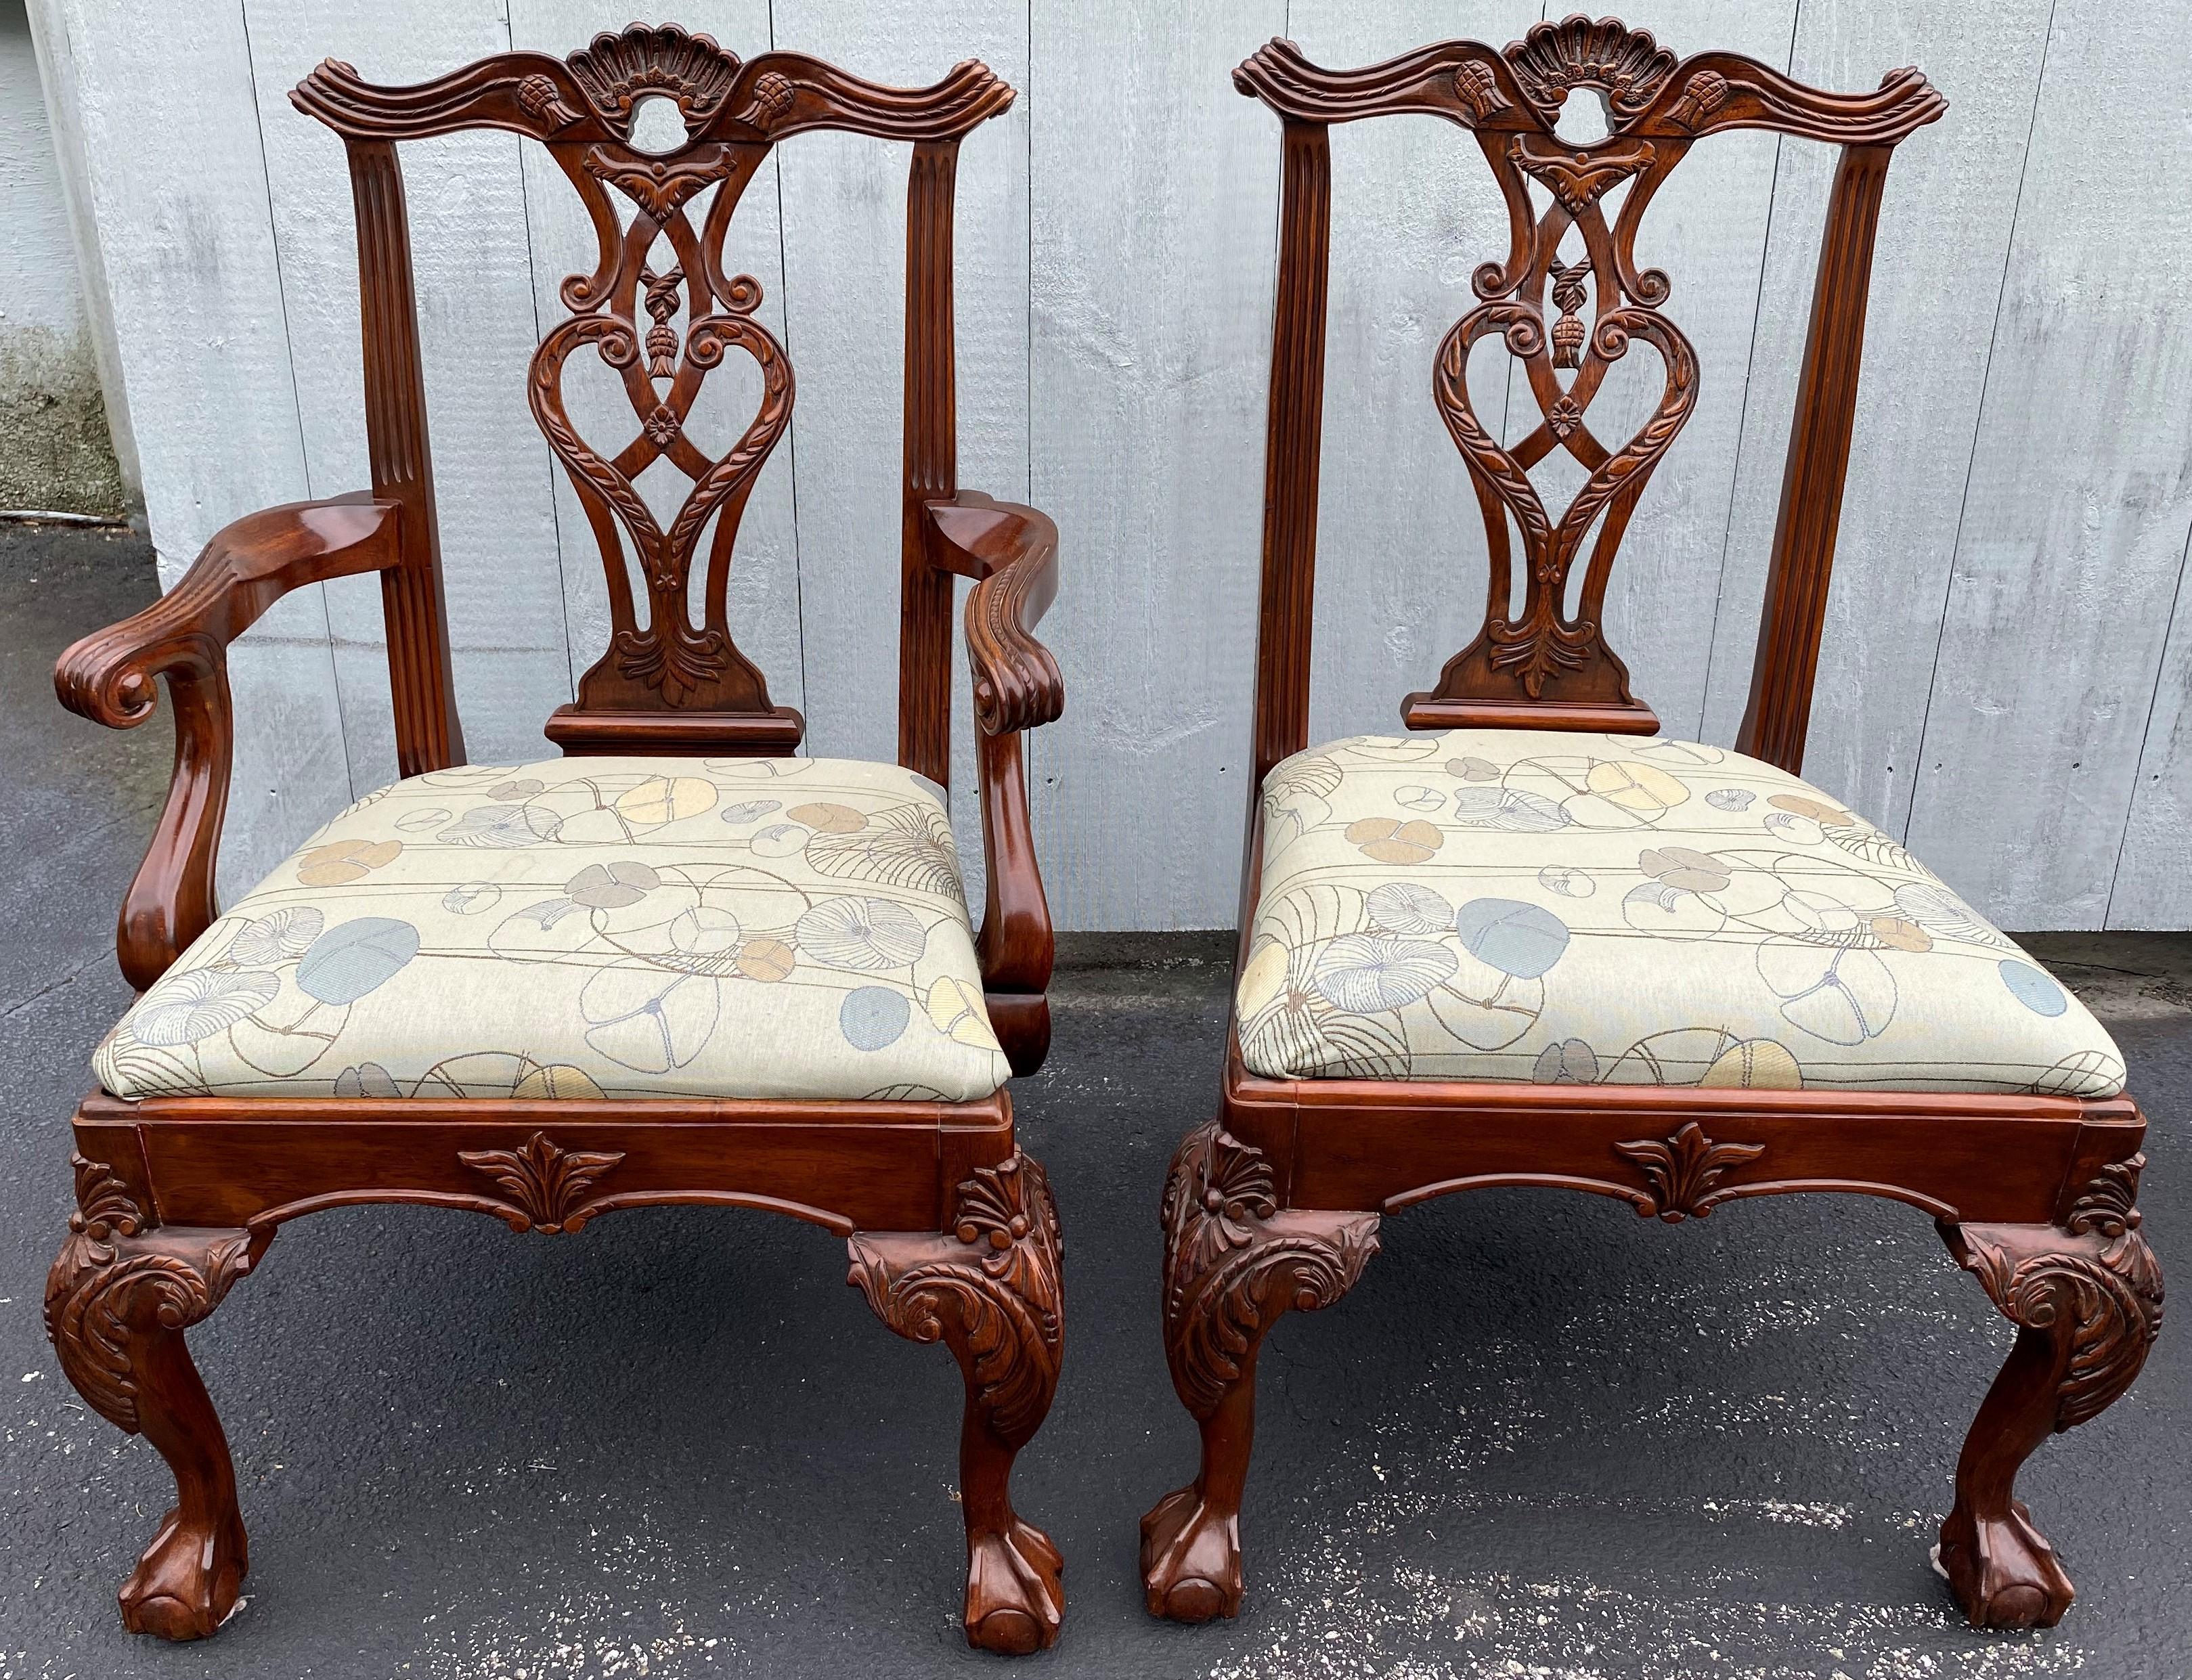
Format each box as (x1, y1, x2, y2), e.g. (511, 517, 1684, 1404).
(45, 1155, 258, 1639)
(1936, 1155, 2163, 1629)
(1141, 1122, 1379, 1622)
(849, 1151, 1064, 1654)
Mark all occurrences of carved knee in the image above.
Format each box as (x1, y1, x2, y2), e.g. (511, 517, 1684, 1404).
(1159, 1122, 1380, 1417)
(1937, 1154, 2163, 1629)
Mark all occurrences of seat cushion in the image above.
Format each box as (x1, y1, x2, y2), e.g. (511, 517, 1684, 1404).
(97, 756, 1010, 1103)
(1239, 730, 2124, 1097)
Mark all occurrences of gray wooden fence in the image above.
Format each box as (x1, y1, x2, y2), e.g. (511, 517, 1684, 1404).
(28, 0, 2192, 930)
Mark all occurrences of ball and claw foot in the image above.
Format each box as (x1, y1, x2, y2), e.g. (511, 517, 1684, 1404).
(966, 1517, 1064, 1654)
(849, 1151, 1066, 1654)
(1935, 1499, 2076, 1631)
(1935, 1161, 2162, 1631)
(118, 1503, 248, 1640)
(1140, 1124, 1379, 1625)
(1139, 1484, 1242, 1622)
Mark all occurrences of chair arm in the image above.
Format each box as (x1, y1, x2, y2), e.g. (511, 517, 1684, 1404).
(923, 493, 1063, 737)
(921, 493, 1064, 1075)
(56, 495, 401, 990)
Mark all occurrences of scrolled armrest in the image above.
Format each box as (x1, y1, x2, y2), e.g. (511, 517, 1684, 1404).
(57, 495, 401, 991)
(923, 493, 1062, 736)
(920, 492, 1064, 1076)
(58, 495, 399, 728)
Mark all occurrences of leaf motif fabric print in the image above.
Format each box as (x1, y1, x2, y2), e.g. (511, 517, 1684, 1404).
(229, 907, 325, 965)
(805, 803, 964, 899)
(1312, 935, 1458, 1013)
(1237, 729, 2124, 1097)
(92, 755, 1009, 1104)
(797, 897, 928, 971)
(133, 969, 280, 1046)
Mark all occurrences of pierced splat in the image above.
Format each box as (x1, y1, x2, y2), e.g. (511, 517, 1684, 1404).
(1231, 15, 1946, 759)
(531, 133, 797, 737)
(292, 22, 1019, 758)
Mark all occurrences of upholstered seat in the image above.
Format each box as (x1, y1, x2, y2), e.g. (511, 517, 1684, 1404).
(1238, 730, 2123, 1096)
(98, 756, 1009, 1103)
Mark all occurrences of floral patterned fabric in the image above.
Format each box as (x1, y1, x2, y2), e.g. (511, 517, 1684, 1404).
(1239, 730, 2124, 1097)
(97, 757, 1010, 1103)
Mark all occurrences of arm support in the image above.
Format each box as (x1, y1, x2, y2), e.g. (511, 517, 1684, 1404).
(55, 495, 402, 990)
(921, 493, 1064, 1075)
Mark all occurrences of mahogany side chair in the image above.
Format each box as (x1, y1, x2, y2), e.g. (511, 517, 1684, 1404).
(47, 25, 1067, 1655)
(1140, 16, 2162, 1633)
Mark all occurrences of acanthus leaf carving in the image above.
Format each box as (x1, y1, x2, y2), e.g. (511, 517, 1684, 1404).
(848, 1153, 1063, 1445)
(1158, 1123, 1379, 1418)
(1508, 134, 1659, 217)
(458, 1132, 626, 1235)
(45, 1155, 254, 1434)
(1953, 1155, 2163, 1432)
(581, 144, 728, 222)
(1613, 1122, 1764, 1221)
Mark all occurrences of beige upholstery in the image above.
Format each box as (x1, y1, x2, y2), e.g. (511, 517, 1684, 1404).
(97, 757, 1008, 1103)
(1238, 730, 2123, 1097)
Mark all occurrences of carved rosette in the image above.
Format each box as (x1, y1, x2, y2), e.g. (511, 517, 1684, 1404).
(1952, 1156, 2164, 1430)
(45, 1155, 253, 1434)
(458, 1132, 626, 1235)
(848, 1154, 1063, 1446)
(1614, 1122, 1765, 1221)
(1159, 1124, 1380, 1419)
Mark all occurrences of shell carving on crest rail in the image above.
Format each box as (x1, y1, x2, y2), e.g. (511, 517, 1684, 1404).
(1231, 16, 1944, 736)
(290, 25, 1015, 734)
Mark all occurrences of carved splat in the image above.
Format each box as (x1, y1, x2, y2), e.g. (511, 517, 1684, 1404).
(1230, 20, 1946, 760)
(293, 24, 1020, 757)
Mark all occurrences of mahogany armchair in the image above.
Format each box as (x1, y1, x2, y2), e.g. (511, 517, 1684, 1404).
(1141, 16, 2161, 1633)
(47, 26, 1066, 1655)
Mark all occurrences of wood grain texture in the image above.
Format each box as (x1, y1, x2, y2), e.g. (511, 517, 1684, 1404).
(1703, 0, 2054, 832)
(774, 0, 1031, 906)
(1030, 0, 1284, 928)
(35, 0, 355, 904)
(247, 1, 565, 781)
(1900, 0, 2192, 929)
(53, 498, 401, 988)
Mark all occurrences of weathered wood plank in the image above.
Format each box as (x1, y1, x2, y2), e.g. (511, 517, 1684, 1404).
(1030, 0, 1284, 929)
(32, 0, 351, 902)
(244, 1, 573, 783)
(2109, 539, 2192, 927)
(1701, 0, 2054, 848)
(1902, 0, 2192, 928)
(772, 0, 1029, 896)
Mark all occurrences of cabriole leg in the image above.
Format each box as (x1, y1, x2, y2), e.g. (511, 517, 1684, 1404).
(1140, 1122, 1379, 1622)
(45, 1154, 257, 1639)
(849, 1151, 1065, 1654)
(1937, 1155, 2164, 1629)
